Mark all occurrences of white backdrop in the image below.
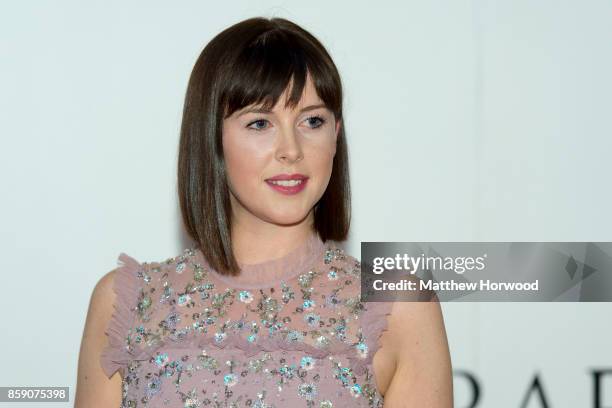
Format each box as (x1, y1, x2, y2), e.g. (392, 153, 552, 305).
(1, 1, 611, 407)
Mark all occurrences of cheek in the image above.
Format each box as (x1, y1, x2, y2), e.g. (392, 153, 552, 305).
(223, 132, 259, 192)
(223, 128, 278, 197)
(310, 134, 337, 167)
(224, 149, 258, 193)
(305, 139, 336, 190)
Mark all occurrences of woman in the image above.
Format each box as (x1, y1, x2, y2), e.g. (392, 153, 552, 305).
(75, 16, 452, 407)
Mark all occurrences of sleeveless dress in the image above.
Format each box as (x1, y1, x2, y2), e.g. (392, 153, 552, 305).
(100, 232, 393, 407)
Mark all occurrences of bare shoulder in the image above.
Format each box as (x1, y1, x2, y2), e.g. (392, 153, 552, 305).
(383, 296, 454, 407)
(86, 269, 118, 324)
(386, 297, 446, 351)
(84, 268, 118, 337)
(94, 269, 117, 303)
(74, 268, 122, 408)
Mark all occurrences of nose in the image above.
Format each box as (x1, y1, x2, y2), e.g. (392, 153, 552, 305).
(275, 126, 304, 163)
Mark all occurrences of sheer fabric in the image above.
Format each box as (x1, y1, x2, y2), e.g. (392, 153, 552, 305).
(100, 232, 393, 407)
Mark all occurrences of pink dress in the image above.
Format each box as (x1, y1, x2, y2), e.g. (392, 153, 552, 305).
(100, 232, 393, 407)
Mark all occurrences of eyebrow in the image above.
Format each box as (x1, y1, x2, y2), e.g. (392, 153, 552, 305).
(236, 103, 327, 118)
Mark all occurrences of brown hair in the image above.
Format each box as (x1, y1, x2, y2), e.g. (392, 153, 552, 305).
(177, 16, 350, 276)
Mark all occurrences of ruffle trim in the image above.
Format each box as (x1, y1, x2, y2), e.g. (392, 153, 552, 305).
(99, 253, 143, 378)
(102, 302, 395, 378)
(355, 301, 394, 375)
(111, 323, 376, 373)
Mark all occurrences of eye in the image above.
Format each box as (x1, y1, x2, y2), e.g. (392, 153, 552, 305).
(304, 115, 326, 129)
(245, 115, 327, 132)
(246, 119, 270, 132)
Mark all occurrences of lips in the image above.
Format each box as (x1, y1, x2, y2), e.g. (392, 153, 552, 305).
(265, 173, 308, 181)
(265, 173, 309, 195)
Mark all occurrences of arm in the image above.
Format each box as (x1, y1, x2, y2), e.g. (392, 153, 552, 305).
(382, 297, 453, 407)
(74, 269, 122, 407)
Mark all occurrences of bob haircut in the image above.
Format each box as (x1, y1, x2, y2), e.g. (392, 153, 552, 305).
(177, 16, 350, 276)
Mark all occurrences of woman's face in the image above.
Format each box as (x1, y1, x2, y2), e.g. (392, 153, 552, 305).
(222, 75, 340, 228)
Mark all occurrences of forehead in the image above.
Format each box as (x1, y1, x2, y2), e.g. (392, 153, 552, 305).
(283, 78, 323, 109)
(251, 75, 324, 113)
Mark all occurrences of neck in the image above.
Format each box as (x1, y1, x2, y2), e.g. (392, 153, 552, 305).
(199, 227, 327, 289)
(230, 211, 316, 265)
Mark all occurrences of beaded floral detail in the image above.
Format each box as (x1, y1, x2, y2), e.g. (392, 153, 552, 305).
(100, 241, 392, 408)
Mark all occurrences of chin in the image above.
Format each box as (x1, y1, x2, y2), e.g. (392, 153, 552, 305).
(264, 208, 311, 226)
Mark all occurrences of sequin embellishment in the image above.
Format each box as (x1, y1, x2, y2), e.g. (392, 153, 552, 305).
(103, 245, 388, 407)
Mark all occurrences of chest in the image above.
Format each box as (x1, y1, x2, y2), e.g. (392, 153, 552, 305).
(120, 347, 384, 406)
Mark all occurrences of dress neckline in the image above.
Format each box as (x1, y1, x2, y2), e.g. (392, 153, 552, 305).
(196, 231, 328, 289)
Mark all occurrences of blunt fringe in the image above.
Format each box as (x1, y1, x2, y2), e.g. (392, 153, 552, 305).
(177, 16, 351, 276)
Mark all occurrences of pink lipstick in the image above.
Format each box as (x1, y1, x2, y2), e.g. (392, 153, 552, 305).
(265, 173, 308, 195)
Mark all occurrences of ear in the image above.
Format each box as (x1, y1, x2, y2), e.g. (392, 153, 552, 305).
(332, 118, 341, 156)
